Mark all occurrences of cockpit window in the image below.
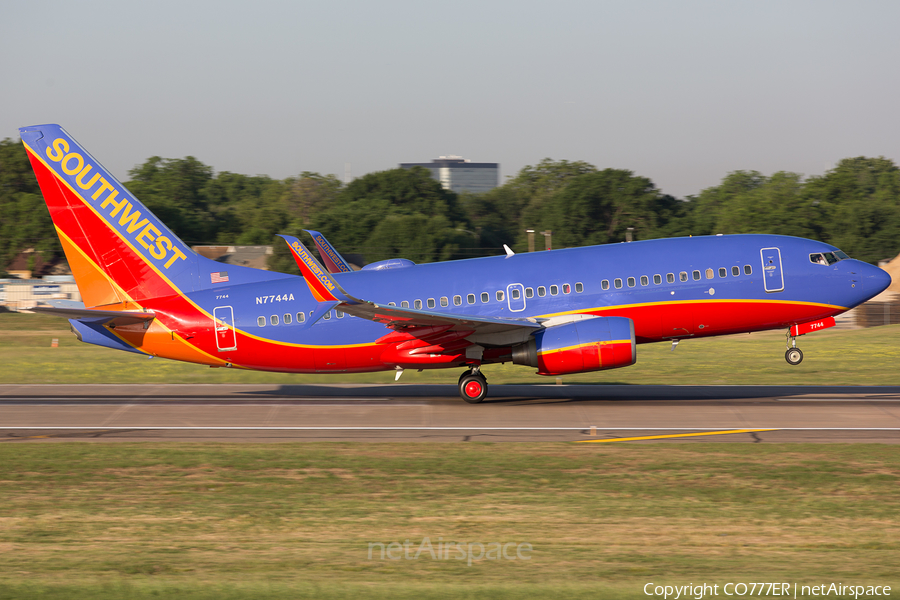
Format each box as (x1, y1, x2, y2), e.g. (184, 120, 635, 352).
(809, 252, 843, 266)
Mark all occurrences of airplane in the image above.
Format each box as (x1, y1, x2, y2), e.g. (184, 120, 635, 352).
(18, 124, 892, 403)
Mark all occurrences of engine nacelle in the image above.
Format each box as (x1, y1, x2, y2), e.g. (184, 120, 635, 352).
(362, 258, 416, 271)
(512, 316, 636, 376)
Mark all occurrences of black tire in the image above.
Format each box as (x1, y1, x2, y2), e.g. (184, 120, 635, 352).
(458, 369, 473, 387)
(785, 347, 803, 365)
(459, 372, 488, 404)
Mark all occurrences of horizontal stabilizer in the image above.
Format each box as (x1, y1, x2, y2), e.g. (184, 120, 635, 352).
(31, 305, 155, 325)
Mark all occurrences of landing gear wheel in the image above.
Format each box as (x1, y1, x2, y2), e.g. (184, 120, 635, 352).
(785, 347, 803, 365)
(459, 372, 488, 404)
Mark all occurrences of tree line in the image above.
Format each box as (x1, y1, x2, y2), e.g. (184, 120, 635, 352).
(1, 136, 899, 279)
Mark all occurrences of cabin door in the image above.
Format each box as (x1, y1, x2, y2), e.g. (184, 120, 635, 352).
(760, 247, 785, 292)
(507, 283, 526, 312)
(213, 306, 237, 352)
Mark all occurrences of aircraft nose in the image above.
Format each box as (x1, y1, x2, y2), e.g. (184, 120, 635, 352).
(863, 263, 892, 295)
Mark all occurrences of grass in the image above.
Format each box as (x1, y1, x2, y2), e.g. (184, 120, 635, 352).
(0, 443, 897, 598)
(2, 312, 900, 385)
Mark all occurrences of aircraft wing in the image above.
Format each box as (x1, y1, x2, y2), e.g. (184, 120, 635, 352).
(279, 234, 543, 340)
(31, 306, 156, 326)
(338, 301, 543, 335)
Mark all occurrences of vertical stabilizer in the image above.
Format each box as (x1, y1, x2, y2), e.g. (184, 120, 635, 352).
(19, 125, 198, 308)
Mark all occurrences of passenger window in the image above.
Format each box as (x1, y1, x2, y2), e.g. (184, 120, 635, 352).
(296, 312, 305, 323)
(692, 270, 701, 281)
(575, 282, 583, 293)
(667, 273, 675, 283)
(562, 283, 570, 294)
(653, 274, 662, 285)
(627, 277, 635, 288)
(427, 298, 436, 308)
(679, 272, 688, 282)
(270, 315, 279, 326)
(550, 285, 559, 295)
(401, 301, 409, 308)
(323, 312, 331, 321)
(414, 299, 422, 309)
(640, 276, 649, 286)
(719, 267, 727, 278)
(388, 302, 396, 306)
(466, 294, 475, 304)
(258, 316, 266, 327)
(525, 287, 534, 298)
(511, 288, 521, 299)
(538, 286, 546, 297)
(705, 268, 714, 279)
(614, 278, 623, 289)
(601, 280, 609, 291)
(481, 292, 489, 303)
(284, 313, 292, 325)
(496, 290, 505, 301)
(453, 295, 462, 306)
(732, 266, 740, 276)
(744, 265, 752, 275)
(440, 297, 449, 307)
(336, 310, 344, 318)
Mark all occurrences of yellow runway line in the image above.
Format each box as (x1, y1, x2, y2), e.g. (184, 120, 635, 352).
(577, 428, 779, 443)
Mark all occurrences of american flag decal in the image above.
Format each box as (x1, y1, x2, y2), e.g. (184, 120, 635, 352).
(210, 271, 229, 283)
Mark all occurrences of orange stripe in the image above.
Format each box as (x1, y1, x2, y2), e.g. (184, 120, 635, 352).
(57, 228, 125, 308)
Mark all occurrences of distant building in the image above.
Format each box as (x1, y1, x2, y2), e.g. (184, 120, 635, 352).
(1, 276, 80, 311)
(400, 156, 498, 194)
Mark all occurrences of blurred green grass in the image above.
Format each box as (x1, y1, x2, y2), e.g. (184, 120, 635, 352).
(2, 312, 899, 385)
(0, 443, 897, 598)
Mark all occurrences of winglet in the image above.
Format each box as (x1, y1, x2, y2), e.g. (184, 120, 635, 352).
(304, 230, 354, 273)
(278, 235, 355, 303)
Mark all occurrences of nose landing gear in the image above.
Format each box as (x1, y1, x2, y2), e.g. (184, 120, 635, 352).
(458, 366, 488, 403)
(785, 331, 803, 365)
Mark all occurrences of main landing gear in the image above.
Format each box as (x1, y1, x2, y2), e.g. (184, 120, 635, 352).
(459, 366, 488, 404)
(785, 331, 803, 365)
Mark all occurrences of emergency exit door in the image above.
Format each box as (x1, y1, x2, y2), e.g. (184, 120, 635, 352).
(760, 247, 784, 292)
(213, 306, 237, 351)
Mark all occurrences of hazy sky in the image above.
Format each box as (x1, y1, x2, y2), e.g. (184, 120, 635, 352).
(3, 0, 898, 198)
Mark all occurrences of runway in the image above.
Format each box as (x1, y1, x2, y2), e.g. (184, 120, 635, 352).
(2, 383, 900, 443)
